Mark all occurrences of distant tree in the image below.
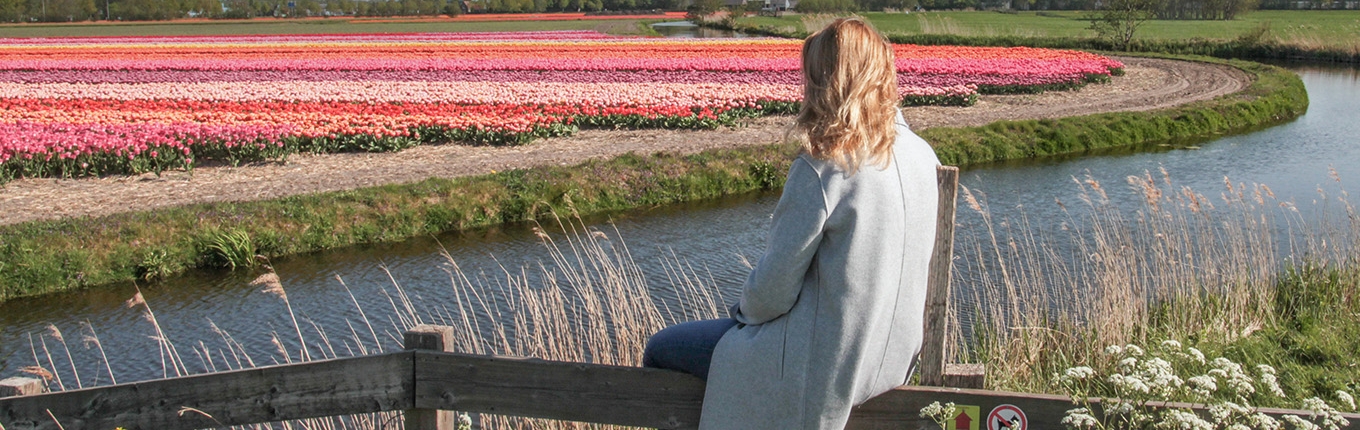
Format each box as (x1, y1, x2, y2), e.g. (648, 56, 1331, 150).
(686, 0, 721, 17)
(1087, 0, 1159, 50)
(794, 0, 857, 13)
(0, 0, 22, 20)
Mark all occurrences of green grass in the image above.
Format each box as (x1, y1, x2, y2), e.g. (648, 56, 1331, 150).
(747, 10, 1360, 41)
(922, 56, 1308, 166)
(1223, 262, 1360, 404)
(0, 145, 797, 300)
(0, 16, 668, 38)
(736, 10, 1360, 61)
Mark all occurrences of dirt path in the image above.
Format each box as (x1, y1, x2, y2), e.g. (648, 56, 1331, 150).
(0, 57, 1249, 226)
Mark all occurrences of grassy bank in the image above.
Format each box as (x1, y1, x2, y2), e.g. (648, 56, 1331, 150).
(0, 55, 1307, 302)
(925, 56, 1307, 165)
(728, 11, 1360, 63)
(953, 166, 1359, 405)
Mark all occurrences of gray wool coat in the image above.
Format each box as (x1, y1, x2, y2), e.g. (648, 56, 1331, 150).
(699, 111, 940, 430)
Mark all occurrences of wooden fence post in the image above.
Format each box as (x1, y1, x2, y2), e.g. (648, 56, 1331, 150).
(920, 166, 986, 389)
(405, 325, 458, 430)
(0, 377, 46, 398)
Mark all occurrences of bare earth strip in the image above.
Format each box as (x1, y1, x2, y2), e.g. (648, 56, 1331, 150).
(0, 57, 1248, 226)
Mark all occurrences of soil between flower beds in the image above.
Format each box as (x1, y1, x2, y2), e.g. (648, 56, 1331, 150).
(0, 57, 1245, 226)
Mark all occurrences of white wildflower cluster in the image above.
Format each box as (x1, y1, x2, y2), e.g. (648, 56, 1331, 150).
(1059, 366, 1097, 387)
(1303, 397, 1351, 430)
(1157, 409, 1214, 430)
(1062, 408, 1101, 429)
(1283, 414, 1323, 430)
(1160, 338, 1207, 365)
(456, 412, 472, 430)
(1208, 401, 1253, 423)
(1337, 390, 1357, 412)
(1187, 347, 1207, 365)
(1062, 341, 1353, 430)
(1256, 365, 1287, 398)
(1108, 400, 1138, 416)
(1209, 357, 1257, 398)
(1108, 356, 1182, 398)
(1188, 375, 1220, 399)
(919, 401, 957, 429)
(1247, 412, 1282, 430)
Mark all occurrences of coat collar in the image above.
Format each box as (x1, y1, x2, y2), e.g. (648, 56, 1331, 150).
(894, 107, 910, 130)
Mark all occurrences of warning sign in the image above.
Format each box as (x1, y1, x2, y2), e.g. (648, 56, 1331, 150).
(986, 404, 1028, 430)
(946, 405, 981, 430)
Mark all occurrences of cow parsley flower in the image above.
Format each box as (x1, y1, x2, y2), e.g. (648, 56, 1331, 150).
(1160, 409, 1214, 430)
(1259, 370, 1286, 398)
(1110, 373, 1152, 394)
(919, 401, 957, 425)
(1141, 357, 1183, 396)
(1302, 397, 1350, 430)
(1186, 347, 1206, 365)
(1282, 414, 1322, 430)
(1188, 375, 1219, 398)
(1249, 412, 1282, 430)
(1337, 391, 1356, 412)
(1120, 357, 1140, 373)
(1062, 408, 1100, 429)
(1065, 366, 1097, 381)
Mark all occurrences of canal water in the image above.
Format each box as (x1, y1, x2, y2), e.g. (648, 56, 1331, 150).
(649, 21, 751, 38)
(0, 64, 1355, 386)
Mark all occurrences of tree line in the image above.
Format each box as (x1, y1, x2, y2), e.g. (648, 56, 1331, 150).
(0, 0, 685, 21)
(789, 0, 1255, 18)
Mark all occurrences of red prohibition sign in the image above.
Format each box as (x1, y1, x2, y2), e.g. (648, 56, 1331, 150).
(986, 404, 1028, 430)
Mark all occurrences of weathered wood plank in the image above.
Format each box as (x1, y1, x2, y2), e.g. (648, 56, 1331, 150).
(413, 351, 706, 429)
(850, 385, 1360, 430)
(920, 165, 960, 387)
(942, 363, 986, 389)
(0, 352, 413, 430)
(850, 385, 1076, 429)
(0, 378, 45, 398)
(405, 325, 459, 430)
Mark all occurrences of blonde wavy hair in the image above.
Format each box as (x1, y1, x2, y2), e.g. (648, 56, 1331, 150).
(793, 17, 899, 174)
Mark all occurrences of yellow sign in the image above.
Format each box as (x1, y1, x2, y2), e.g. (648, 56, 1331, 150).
(947, 405, 981, 430)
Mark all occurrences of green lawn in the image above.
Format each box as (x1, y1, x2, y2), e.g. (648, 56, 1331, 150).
(0, 17, 664, 38)
(745, 10, 1360, 45)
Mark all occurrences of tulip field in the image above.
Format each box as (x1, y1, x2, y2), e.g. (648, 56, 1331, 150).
(0, 30, 1123, 183)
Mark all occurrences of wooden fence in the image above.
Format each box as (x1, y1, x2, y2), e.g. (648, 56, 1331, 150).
(3, 166, 1355, 429)
(3, 324, 1358, 429)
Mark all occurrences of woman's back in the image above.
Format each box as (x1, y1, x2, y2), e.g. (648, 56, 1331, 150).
(699, 114, 940, 430)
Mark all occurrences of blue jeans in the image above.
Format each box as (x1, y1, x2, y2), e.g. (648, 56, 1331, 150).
(642, 318, 738, 381)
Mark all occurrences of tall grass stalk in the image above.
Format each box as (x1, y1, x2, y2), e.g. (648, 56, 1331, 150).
(16, 170, 1355, 426)
(18, 214, 721, 429)
(952, 168, 1356, 397)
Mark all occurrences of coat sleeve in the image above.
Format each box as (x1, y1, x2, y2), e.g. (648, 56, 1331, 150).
(732, 157, 829, 325)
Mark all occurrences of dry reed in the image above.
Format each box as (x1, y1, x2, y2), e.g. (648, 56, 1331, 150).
(16, 214, 722, 430)
(15, 170, 1355, 428)
(950, 169, 1356, 394)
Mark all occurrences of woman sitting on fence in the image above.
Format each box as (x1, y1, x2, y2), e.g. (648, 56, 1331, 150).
(641, 17, 942, 429)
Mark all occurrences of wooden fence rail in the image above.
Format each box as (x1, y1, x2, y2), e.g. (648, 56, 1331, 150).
(4, 339, 1358, 430)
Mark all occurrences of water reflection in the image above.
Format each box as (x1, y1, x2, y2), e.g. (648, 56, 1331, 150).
(651, 21, 749, 38)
